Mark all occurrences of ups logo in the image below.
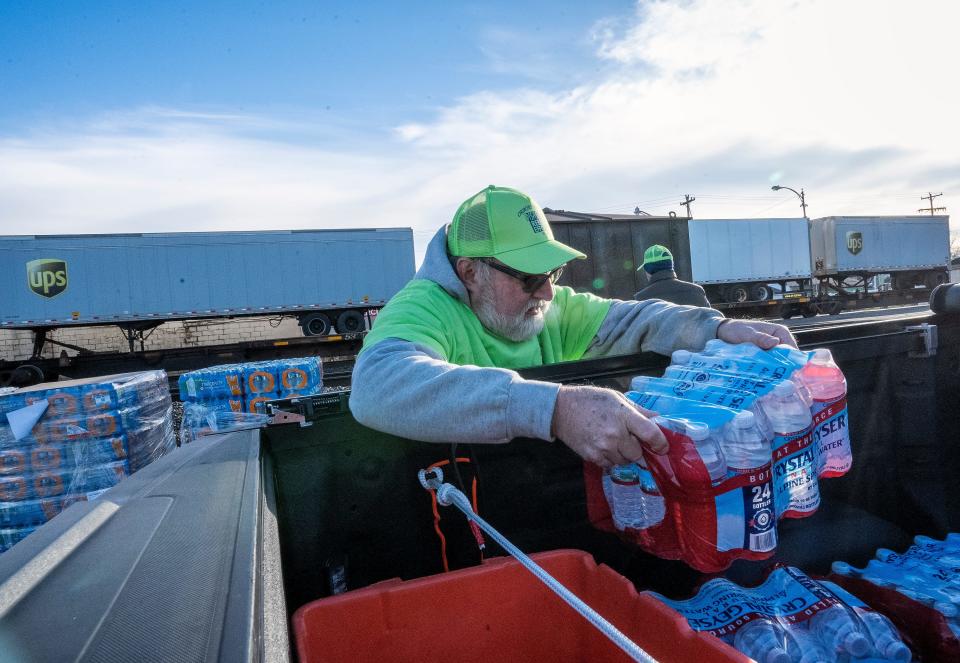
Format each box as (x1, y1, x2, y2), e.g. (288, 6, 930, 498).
(27, 259, 68, 298)
(846, 231, 863, 256)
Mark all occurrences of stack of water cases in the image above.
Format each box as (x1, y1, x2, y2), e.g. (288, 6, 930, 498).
(178, 356, 322, 441)
(830, 534, 960, 660)
(590, 340, 851, 572)
(651, 566, 912, 662)
(0, 371, 175, 553)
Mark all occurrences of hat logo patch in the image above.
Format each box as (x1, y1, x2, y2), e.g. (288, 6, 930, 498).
(517, 205, 543, 233)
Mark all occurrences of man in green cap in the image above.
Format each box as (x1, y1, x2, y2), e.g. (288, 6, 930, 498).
(350, 186, 794, 469)
(633, 244, 712, 308)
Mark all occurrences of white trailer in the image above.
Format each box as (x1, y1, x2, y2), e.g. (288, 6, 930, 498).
(688, 218, 812, 303)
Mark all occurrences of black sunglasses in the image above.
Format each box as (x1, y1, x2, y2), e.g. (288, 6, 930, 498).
(479, 258, 565, 294)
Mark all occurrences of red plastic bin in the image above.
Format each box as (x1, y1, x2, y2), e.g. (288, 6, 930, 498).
(292, 549, 747, 662)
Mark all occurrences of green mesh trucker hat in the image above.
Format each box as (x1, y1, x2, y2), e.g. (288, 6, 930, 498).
(447, 185, 586, 274)
(638, 244, 673, 270)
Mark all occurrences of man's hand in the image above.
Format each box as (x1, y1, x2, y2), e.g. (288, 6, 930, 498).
(550, 385, 668, 469)
(717, 318, 797, 349)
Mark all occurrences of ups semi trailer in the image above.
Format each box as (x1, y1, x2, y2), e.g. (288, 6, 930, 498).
(0, 228, 416, 349)
(546, 210, 950, 317)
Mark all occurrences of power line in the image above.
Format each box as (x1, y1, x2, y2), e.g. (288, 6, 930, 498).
(680, 194, 695, 217)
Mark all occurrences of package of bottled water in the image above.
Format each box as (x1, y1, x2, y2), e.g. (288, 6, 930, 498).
(828, 534, 960, 661)
(650, 566, 911, 662)
(245, 391, 281, 414)
(178, 365, 244, 399)
(177, 357, 324, 439)
(587, 340, 853, 570)
(276, 357, 323, 395)
(607, 393, 777, 571)
(242, 362, 279, 395)
(630, 372, 819, 521)
(178, 401, 270, 445)
(0, 371, 174, 555)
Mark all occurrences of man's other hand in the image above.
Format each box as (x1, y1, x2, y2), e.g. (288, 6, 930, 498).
(550, 385, 668, 469)
(717, 318, 798, 349)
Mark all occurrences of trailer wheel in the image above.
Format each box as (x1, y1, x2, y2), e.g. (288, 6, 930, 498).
(300, 312, 333, 337)
(750, 284, 772, 302)
(826, 301, 843, 315)
(724, 285, 749, 303)
(893, 273, 917, 290)
(336, 309, 365, 334)
(924, 271, 948, 290)
(10, 364, 45, 387)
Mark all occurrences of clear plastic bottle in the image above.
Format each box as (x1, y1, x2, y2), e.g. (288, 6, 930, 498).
(608, 464, 655, 530)
(685, 421, 727, 483)
(636, 466, 665, 527)
(854, 609, 911, 662)
(798, 348, 850, 476)
(763, 380, 817, 517)
(723, 410, 777, 552)
(732, 618, 792, 663)
(809, 605, 871, 658)
(785, 626, 836, 663)
(723, 410, 771, 472)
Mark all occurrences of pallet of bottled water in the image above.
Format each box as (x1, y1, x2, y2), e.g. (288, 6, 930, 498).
(829, 534, 960, 661)
(177, 356, 322, 442)
(651, 565, 912, 662)
(0, 370, 175, 553)
(588, 340, 851, 571)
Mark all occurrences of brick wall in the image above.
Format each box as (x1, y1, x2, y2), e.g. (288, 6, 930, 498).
(0, 316, 304, 361)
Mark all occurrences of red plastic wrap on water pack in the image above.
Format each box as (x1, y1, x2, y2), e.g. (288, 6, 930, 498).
(586, 424, 776, 573)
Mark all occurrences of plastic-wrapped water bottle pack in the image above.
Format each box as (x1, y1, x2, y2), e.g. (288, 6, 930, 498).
(651, 566, 912, 662)
(0, 370, 175, 553)
(177, 356, 323, 443)
(586, 340, 851, 572)
(829, 534, 960, 661)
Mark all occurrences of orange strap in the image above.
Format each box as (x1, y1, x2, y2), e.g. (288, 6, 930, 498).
(426, 457, 481, 573)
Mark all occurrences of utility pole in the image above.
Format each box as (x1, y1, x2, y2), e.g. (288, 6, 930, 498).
(680, 194, 696, 218)
(918, 192, 946, 215)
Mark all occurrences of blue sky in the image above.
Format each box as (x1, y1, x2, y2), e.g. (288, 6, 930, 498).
(0, 1, 629, 137)
(0, 1, 957, 258)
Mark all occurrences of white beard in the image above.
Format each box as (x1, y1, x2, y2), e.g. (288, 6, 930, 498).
(472, 281, 550, 342)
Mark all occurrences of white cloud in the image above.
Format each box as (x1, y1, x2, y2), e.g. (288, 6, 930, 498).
(1, 0, 958, 265)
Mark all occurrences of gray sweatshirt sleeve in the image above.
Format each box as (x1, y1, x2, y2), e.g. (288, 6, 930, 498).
(584, 298, 725, 359)
(349, 338, 560, 444)
(350, 299, 723, 444)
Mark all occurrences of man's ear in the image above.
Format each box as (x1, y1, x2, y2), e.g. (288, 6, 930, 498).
(455, 258, 478, 289)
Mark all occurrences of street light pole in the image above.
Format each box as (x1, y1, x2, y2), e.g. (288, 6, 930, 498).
(771, 185, 808, 218)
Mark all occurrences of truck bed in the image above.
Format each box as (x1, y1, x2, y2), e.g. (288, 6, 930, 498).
(1, 311, 958, 661)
